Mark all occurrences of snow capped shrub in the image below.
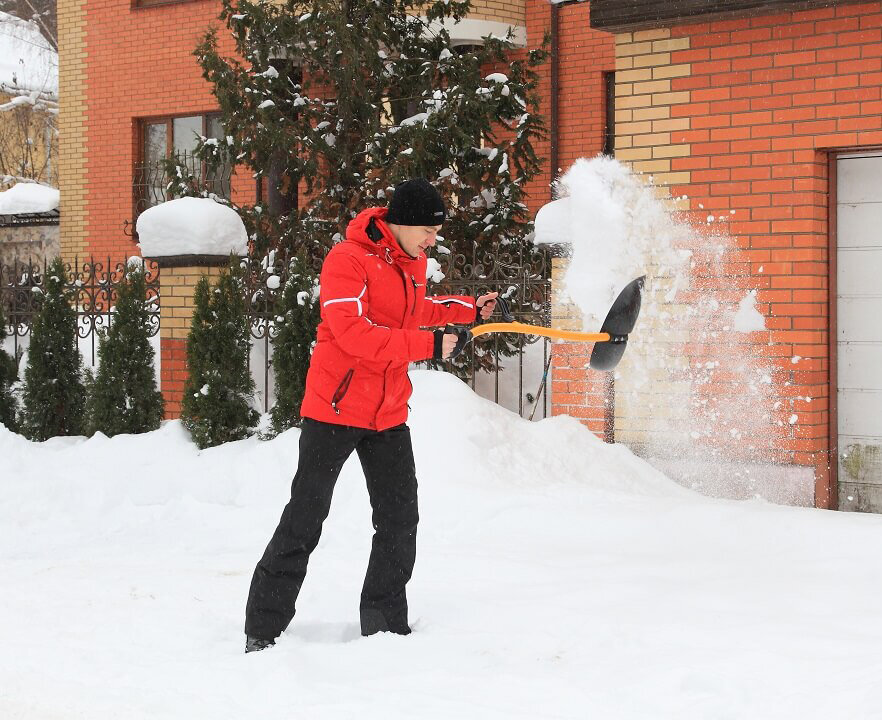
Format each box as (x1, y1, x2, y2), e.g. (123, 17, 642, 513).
(86, 266, 164, 437)
(19, 257, 87, 440)
(181, 263, 258, 449)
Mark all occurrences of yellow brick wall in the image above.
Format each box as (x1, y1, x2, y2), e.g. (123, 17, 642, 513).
(467, 0, 525, 26)
(550, 256, 582, 331)
(614, 29, 692, 198)
(611, 29, 695, 451)
(57, 0, 87, 261)
(158, 265, 224, 340)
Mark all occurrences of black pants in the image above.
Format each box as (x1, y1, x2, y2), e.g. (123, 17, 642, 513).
(244, 418, 419, 640)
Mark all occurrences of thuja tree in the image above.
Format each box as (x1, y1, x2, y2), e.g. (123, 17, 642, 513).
(87, 266, 164, 437)
(181, 264, 258, 449)
(0, 301, 18, 430)
(268, 253, 321, 436)
(193, 0, 548, 265)
(20, 257, 86, 440)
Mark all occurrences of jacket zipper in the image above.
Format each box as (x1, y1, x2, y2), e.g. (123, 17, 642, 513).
(331, 369, 354, 414)
(410, 275, 418, 315)
(395, 265, 415, 319)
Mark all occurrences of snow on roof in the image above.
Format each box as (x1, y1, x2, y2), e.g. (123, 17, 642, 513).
(0, 11, 57, 96)
(0, 182, 59, 214)
(136, 197, 249, 258)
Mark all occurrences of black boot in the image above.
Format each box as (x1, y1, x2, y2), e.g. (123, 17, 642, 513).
(360, 608, 411, 637)
(245, 635, 276, 653)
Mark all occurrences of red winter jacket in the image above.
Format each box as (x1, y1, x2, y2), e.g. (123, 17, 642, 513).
(299, 207, 477, 431)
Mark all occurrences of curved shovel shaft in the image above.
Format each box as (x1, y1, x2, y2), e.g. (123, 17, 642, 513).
(471, 322, 611, 343)
(469, 276, 645, 372)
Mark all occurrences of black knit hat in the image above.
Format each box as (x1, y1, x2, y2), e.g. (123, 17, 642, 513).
(385, 178, 446, 226)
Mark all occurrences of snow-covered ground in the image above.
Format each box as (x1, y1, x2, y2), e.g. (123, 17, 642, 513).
(2, 371, 881, 719)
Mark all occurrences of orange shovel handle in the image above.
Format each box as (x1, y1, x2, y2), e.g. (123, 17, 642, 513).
(470, 322, 611, 343)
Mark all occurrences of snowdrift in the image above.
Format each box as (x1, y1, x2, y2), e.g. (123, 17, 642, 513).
(1, 371, 881, 720)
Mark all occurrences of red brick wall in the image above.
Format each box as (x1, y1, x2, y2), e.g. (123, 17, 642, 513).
(562, 2, 882, 505)
(524, 0, 615, 210)
(523, 0, 616, 437)
(160, 336, 188, 419)
(669, 2, 881, 504)
(83, 0, 255, 260)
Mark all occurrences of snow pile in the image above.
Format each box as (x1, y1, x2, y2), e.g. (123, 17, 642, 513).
(535, 157, 785, 500)
(137, 197, 248, 257)
(0, 182, 59, 214)
(0, 11, 57, 96)
(2, 371, 882, 719)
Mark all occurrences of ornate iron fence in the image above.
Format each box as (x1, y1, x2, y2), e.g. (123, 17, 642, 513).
(0, 256, 161, 367)
(1, 244, 551, 420)
(240, 251, 294, 414)
(428, 241, 553, 419)
(240, 242, 553, 418)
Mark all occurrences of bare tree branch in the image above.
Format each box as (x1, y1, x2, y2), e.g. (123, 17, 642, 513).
(17, 0, 55, 50)
(0, 0, 56, 50)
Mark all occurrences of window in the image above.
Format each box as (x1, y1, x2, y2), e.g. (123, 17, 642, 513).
(135, 114, 232, 215)
(132, 0, 196, 9)
(603, 71, 615, 157)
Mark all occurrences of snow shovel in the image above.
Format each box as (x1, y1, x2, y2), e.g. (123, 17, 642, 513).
(448, 276, 645, 371)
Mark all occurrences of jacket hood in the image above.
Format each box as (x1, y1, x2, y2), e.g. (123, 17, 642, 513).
(345, 207, 420, 268)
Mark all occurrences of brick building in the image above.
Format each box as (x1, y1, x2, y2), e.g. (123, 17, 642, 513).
(56, 0, 536, 259)
(57, 0, 881, 510)
(579, 0, 881, 512)
(56, 0, 539, 416)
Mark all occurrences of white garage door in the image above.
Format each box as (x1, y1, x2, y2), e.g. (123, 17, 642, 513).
(837, 153, 882, 512)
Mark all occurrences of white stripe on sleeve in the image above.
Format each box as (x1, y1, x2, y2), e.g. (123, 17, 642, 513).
(323, 284, 367, 316)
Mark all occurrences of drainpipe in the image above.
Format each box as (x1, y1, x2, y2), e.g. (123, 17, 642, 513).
(550, 1, 560, 197)
(550, 2, 615, 442)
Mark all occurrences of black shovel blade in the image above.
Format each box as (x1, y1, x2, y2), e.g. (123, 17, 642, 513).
(589, 276, 645, 372)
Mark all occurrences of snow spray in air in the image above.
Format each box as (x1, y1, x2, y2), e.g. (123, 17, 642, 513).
(536, 157, 806, 503)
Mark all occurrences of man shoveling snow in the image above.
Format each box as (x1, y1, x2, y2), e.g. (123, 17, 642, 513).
(244, 179, 498, 652)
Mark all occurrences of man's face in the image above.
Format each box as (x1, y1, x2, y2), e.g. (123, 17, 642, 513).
(389, 224, 443, 259)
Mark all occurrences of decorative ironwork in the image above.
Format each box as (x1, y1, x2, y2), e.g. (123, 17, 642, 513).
(424, 240, 553, 419)
(240, 250, 295, 413)
(132, 150, 234, 219)
(236, 240, 552, 418)
(0, 241, 550, 420)
(235, 240, 552, 418)
(0, 256, 160, 368)
(432, 239, 550, 322)
(0, 209, 60, 228)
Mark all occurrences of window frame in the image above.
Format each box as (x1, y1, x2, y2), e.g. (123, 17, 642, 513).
(134, 111, 227, 219)
(131, 0, 202, 10)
